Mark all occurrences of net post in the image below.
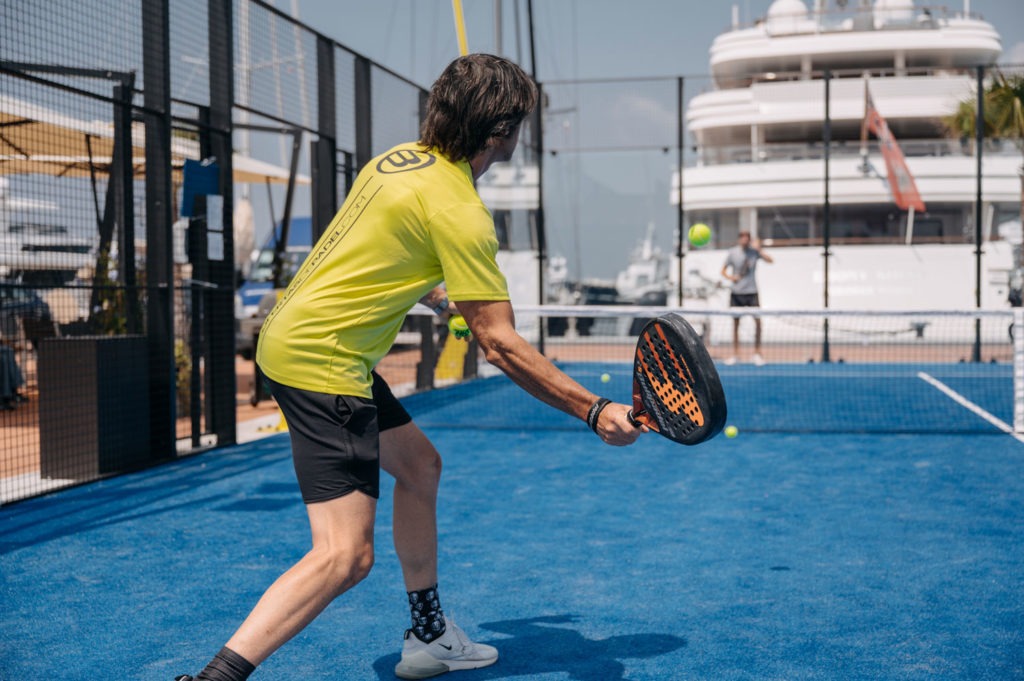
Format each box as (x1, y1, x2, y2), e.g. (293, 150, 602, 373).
(822, 317, 831, 363)
(1015, 308, 1024, 434)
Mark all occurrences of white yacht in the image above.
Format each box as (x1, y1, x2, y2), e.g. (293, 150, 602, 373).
(615, 223, 672, 305)
(0, 177, 93, 287)
(672, 0, 1020, 313)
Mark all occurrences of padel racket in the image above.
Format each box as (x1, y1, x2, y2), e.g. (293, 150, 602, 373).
(627, 313, 727, 445)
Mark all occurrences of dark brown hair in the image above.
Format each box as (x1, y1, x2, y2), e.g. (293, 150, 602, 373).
(420, 54, 538, 162)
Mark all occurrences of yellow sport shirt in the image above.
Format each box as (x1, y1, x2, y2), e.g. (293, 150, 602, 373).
(256, 143, 510, 398)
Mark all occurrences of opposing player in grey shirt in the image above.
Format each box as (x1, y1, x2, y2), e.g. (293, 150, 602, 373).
(721, 230, 773, 365)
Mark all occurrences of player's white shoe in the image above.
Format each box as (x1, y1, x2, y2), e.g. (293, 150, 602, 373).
(395, 617, 498, 679)
(723, 356, 737, 366)
(752, 353, 765, 366)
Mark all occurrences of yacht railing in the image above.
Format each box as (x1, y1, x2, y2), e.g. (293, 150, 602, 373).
(696, 137, 1020, 166)
(724, 4, 982, 35)
(742, 64, 997, 86)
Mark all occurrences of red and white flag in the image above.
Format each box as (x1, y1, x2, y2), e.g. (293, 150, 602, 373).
(862, 87, 926, 212)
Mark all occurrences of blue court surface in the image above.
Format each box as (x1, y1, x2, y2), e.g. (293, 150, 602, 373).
(2, 365, 1023, 680)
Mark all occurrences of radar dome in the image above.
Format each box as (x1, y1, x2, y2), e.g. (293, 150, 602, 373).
(874, 0, 915, 26)
(766, 0, 808, 34)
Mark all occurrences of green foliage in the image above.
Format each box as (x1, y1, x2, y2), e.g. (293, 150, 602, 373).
(943, 72, 1024, 150)
(986, 73, 1024, 150)
(88, 245, 146, 335)
(944, 99, 981, 139)
(944, 71, 1024, 268)
(88, 246, 127, 335)
(175, 339, 192, 414)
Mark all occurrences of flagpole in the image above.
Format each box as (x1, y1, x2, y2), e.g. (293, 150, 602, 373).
(859, 75, 870, 176)
(905, 205, 915, 245)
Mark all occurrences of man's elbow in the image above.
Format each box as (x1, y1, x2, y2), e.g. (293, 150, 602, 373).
(475, 331, 519, 370)
(479, 337, 512, 369)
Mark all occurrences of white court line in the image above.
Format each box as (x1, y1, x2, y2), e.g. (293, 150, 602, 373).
(917, 371, 1024, 444)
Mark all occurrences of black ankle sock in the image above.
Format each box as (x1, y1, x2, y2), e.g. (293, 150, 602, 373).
(196, 647, 256, 681)
(407, 584, 446, 643)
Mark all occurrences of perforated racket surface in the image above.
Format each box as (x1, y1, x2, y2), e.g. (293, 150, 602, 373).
(628, 314, 727, 445)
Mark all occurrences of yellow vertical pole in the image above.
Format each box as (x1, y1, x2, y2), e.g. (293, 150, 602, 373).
(439, 3, 472, 382)
(452, 0, 470, 55)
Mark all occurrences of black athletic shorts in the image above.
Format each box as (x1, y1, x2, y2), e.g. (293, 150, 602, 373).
(264, 370, 412, 504)
(729, 292, 760, 307)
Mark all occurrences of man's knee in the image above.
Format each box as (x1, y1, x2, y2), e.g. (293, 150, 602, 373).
(402, 445, 442, 489)
(383, 425, 443, 486)
(314, 542, 375, 596)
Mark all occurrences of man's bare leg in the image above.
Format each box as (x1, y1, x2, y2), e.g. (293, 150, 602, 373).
(732, 317, 741, 360)
(223, 492, 377, 666)
(381, 421, 442, 591)
(381, 421, 500, 678)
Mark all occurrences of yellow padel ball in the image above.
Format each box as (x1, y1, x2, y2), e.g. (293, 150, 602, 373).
(448, 314, 471, 339)
(688, 223, 712, 247)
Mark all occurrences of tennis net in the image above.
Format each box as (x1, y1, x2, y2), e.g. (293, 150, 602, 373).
(377, 306, 1023, 437)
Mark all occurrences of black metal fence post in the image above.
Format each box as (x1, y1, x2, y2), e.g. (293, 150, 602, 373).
(354, 56, 373, 171)
(972, 64, 985, 363)
(677, 75, 685, 307)
(142, 0, 176, 459)
(206, 0, 237, 445)
(312, 35, 337, 246)
(822, 68, 832, 364)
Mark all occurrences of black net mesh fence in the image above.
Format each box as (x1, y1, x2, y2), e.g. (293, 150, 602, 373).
(1, 0, 1019, 505)
(0, 0, 427, 504)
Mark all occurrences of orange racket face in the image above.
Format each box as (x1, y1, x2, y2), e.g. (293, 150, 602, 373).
(632, 314, 727, 445)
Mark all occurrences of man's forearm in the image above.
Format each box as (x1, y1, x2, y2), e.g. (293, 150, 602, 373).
(479, 333, 597, 421)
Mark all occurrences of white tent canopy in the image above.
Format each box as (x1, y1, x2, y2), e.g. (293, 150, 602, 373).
(0, 94, 309, 185)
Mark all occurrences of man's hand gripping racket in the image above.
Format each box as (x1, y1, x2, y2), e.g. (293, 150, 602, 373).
(627, 314, 728, 445)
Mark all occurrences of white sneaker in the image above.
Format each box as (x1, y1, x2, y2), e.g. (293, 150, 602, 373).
(722, 356, 737, 366)
(395, 617, 498, 679)
(752, 353, 765, 366)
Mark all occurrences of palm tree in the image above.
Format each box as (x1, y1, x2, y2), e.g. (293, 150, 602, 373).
(944, 71, 1024, 267)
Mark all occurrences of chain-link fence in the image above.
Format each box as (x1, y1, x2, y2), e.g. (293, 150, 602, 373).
(0, 0, 427, 504)
(1, 0, 1020, 504)
(537, 65, 1022, 308)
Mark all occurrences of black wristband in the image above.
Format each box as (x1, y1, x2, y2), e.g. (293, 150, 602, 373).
(586, 397, 612, 434)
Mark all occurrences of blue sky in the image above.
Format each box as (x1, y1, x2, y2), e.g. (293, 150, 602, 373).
(290, 0, 1024, 279)
(297, 0, 1024, 86)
